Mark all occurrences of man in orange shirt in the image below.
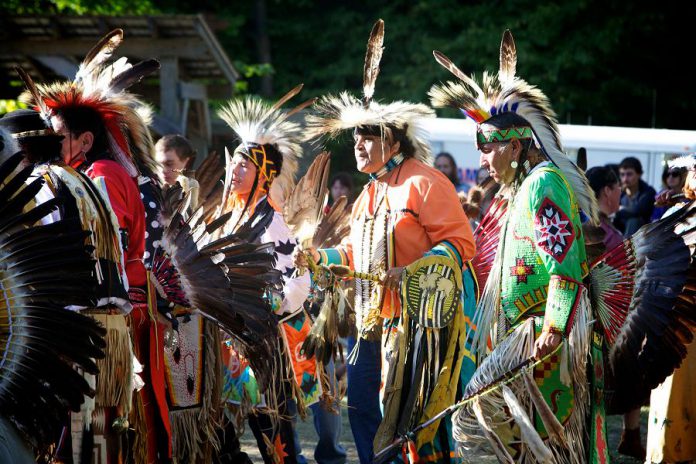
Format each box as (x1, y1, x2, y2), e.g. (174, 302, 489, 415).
(297, 20, 475, 464)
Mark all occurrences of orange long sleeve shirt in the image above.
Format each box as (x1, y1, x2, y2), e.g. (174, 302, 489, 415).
(320, 157, 475, 271)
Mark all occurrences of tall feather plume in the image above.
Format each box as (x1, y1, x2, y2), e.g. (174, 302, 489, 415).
(498, 30, 517, 84)
(432, 51, 483, 100)
(75, 29, 123, 84)
(14, 66, 51, 124)
(109, 58, 160, 95)
(16, 30, 161, 181)
(271, 83, 304, 111)
(305, 19, 434, 165)
(362, 19, 385, 107)
(286, 97, 318, 118)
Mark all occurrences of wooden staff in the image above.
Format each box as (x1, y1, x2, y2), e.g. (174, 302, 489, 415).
(372, 345, 563, 463)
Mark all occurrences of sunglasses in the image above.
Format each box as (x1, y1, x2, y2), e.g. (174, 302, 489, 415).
(667, 170, 684, 178)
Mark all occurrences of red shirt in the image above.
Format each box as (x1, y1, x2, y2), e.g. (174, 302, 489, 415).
(85, 159, 147, 287)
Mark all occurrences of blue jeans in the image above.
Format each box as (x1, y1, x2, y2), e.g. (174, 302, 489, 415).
(294, 402, 347, 464)
(346, 337, 382, 464)
(293, 359, 347, 464)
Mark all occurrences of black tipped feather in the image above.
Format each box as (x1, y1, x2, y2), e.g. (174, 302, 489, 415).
(0, 155, 106, 452)
(153, 193, 282, 390)
(592, 201, 696, 412)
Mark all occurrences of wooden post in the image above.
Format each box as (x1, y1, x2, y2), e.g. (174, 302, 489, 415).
(160, 56, 180, 132)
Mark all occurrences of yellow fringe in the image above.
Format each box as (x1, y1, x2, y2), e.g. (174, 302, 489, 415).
(130, 389, 149, 464)
(91, 313, 134, 414)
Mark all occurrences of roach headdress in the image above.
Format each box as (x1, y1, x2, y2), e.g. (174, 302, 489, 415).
(429, 30, 598, 223)
(18, 29, 160, 178)
(305, 19, 435, 165)
(217, 84, 310, 209)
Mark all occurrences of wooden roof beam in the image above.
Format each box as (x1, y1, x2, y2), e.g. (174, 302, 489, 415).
(0, 38, 209, 60)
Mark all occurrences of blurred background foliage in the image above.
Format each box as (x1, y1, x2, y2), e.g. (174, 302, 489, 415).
(1, 0, 693, 176)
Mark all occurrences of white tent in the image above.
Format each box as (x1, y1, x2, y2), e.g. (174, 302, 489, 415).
(423, 118, 696, 189)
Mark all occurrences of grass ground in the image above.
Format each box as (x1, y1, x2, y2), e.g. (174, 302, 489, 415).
(240, 403, 648, 463)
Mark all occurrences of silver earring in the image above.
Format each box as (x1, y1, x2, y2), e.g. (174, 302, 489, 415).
(511, 160, 519, 169)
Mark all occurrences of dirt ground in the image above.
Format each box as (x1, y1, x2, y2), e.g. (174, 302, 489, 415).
(240, 403, 649, 463)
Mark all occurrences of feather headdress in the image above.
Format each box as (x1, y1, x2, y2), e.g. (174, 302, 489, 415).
(429, 30, 598, 223)
(18, 29, 160, 179)
(304, 20, 435, 165)
(217, 84, 310, 209)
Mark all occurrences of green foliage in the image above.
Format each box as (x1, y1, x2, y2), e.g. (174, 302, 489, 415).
(1, 0, 156, 14)
(1, 0, 692, 129)
(0, 99, 27, 115)
(206, 0, 692, 130)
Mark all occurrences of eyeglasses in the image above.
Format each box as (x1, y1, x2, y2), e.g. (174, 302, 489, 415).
(667, 171, 684, 178)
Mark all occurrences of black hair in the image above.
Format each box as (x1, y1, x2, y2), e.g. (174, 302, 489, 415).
(330, 171, 354, 192)
(156, 134, 198, 166)
(354, 124, 415, 158)
(482, 112, 532, 131)
(480, 112, 538, 176)
(435, 152, 460, 185)
(619, 157, 643, 174)
(54, 106, 111, 160)
(586, 165, 619, 199)
(19, 137, 63, 164)
(662, 164, 687, 184)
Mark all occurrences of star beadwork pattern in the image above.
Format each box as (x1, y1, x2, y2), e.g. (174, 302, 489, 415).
(273, 433, 290, 463)
(534, 197, 575, 263)
(510, 257, 535, 283)
(275, 239, 296, 256)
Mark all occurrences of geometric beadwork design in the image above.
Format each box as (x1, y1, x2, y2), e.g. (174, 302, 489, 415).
(509, 257, 535, 284)
(534, 197, 575, 263)
(244, 143, 278, 183)
(476, 126, 533, 145)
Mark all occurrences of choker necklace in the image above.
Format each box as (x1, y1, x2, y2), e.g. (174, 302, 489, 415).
(369, 153, 405, 181)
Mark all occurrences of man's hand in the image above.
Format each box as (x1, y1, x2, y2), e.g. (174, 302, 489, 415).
(654, 190, 673, 206)
(292, 246, 320, 271)
(533, 330, 563, 360)
(382, 266, 405, 291)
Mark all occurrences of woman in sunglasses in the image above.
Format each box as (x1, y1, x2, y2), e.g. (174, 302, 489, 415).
(652, 162, 687, 220)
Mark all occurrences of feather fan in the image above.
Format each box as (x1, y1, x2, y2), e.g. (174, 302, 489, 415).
(284, 151, 331, 247)
(591, 200, 696, 412)
(155, 189, 282, 390)
(0, 152, 106, 454)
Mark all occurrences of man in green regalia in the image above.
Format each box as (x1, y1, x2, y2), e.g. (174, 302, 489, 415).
(429, 31, 610, 463)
